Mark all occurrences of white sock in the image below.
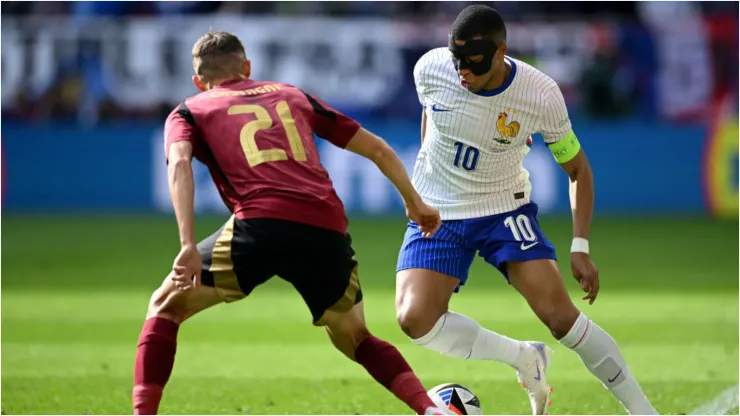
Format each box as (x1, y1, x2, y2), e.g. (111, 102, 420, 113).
(560, 313, 657, 415)
(412, 311, 525, 368)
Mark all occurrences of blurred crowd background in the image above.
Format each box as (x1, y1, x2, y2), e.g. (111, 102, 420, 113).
(2, 1, 738, 122)
(1, 1, 738, 218)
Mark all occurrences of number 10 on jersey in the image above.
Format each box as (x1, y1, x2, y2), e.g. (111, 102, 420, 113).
(453, 142, 480, 171)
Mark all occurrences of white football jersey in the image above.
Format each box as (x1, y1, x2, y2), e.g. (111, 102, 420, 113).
(412, 47, 572, 220)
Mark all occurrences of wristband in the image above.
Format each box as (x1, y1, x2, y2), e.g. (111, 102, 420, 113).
(571, 237, 589, 254)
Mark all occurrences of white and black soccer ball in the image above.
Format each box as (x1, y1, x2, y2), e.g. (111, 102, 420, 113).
(427, 383, 482, 415)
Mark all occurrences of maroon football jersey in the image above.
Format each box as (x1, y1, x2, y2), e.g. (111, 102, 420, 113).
(164, 79, 361, 234)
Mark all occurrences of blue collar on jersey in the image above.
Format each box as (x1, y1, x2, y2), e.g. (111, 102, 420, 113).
(472, 57, 517, 97)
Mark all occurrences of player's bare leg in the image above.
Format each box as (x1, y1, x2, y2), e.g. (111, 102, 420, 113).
(507, 259, 658, 415)
(320, 301, 446, 415)
(132, 272, 225, 415)
(395, 268, 551, 414)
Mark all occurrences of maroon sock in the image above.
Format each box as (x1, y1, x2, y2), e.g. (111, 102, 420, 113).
(355, 336, 436, 414)
(133, 317, 179, 415)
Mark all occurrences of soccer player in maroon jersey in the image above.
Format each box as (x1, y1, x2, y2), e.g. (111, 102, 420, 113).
(132, 31, 448, 415)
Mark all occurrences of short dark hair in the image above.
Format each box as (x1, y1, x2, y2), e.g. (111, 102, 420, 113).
(451, 4, 506, 45)
(191, 31, 246, 80)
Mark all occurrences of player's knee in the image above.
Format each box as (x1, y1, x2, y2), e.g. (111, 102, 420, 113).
(147, 282, 190, 324)
(396, 304, 442, 339)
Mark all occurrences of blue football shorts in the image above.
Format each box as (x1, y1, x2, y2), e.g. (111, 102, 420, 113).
(396, 202, 557, 292)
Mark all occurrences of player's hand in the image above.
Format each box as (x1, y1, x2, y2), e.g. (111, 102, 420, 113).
(406, 201, 441, 237)
(571, 252, 599, 304)
(171, 244, 202, 291)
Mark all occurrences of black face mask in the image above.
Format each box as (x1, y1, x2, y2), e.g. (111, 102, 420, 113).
(448, 33, 498, 76)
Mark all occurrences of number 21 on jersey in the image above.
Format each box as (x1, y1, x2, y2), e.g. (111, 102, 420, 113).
(228, 101, 307, 168)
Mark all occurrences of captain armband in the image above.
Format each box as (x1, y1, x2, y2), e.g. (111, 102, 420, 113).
(547, 130, 581, 164)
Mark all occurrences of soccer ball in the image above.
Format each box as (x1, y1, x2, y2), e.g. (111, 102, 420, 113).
(427, 383, 483, 415)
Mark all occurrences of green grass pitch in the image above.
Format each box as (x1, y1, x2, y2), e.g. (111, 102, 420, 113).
(2, 215, 738, 415)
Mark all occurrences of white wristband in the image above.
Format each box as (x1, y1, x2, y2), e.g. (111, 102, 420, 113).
(571, 237, 590, 254)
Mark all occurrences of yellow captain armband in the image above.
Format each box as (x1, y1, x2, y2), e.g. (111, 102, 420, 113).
(548, 130, 581, 163)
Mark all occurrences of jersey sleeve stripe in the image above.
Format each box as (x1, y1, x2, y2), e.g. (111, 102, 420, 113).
(301, 90, 338, 120)
(177, 102, 197, 127)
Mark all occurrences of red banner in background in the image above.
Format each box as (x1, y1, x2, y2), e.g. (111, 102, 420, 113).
(705, 15, 739, 103)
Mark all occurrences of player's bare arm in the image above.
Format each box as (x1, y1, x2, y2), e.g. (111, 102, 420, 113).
(167, 141, 196, 247)
(166, 140, 202, 290)
(420, 109, 427, 145)
(345, 128, 440, 236)
(559, 147, 599, 304)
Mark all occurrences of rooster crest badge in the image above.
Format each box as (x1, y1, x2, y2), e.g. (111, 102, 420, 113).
(494, 109, 521, 145)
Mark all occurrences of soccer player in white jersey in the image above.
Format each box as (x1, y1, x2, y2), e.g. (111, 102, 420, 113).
(395, 5, 657, 415)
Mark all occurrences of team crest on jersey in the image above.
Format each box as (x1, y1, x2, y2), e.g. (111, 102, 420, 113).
(494, 108, 521, 145)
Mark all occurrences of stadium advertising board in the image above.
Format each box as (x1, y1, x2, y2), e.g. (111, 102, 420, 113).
(1, 119, 721, 216)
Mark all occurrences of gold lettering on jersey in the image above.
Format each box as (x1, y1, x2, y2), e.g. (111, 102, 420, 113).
(494, 108, 521, 145)
(209, 84, 283, 99)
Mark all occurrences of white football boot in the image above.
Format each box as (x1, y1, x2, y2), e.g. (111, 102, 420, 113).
(515, 341, 554, 415)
